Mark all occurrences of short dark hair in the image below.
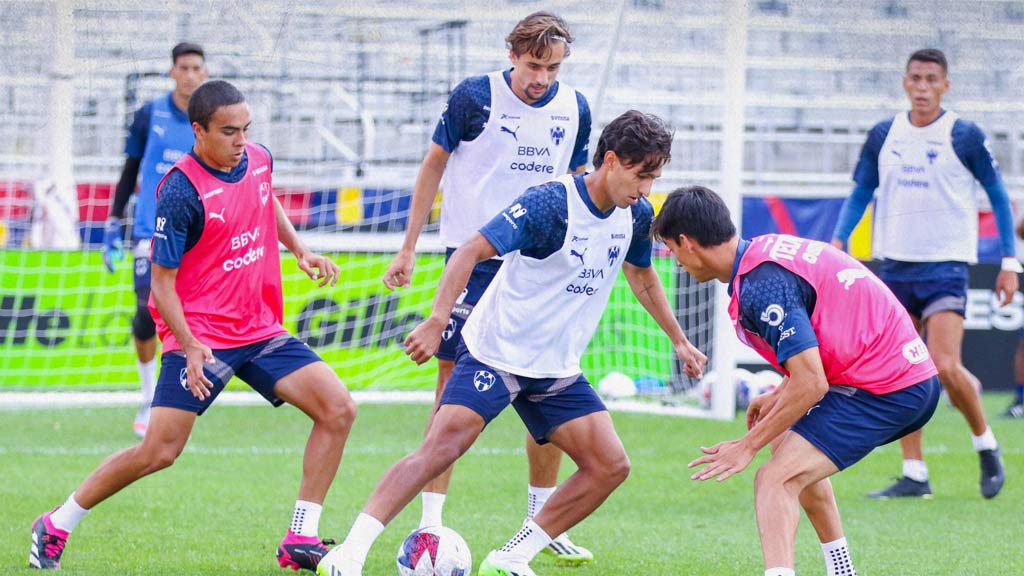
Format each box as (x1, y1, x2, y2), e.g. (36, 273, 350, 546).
(592, 110, 673, 174)
(172, 42, 205, 64)
(188, 80, 245, 129)
(651, 185, 737, 247)
(506, 11, 573, 59)
(907, 48, 947, 74)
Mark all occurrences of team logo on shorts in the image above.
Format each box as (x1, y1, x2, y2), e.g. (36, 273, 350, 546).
(178, 368, 189, 390)
(442, 318, 457, 341)
(135, 257, 149, 276)
(473, 370, 496, 392)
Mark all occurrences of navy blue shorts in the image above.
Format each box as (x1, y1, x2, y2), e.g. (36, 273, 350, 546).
(791, 376, 941, 470)
(440, 343, 607, 444)
(132, 240, 156, 339)
(882, 264, 968, 320)
(152, 333, 322, 415)
(436, 251, 503, 361)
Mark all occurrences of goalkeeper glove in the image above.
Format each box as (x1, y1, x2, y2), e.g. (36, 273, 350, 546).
(102, 217, 125, 273)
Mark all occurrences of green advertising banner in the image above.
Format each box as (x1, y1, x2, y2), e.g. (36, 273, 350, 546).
(1, 249, 677, 389)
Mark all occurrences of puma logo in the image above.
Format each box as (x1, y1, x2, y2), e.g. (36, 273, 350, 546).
(500, 125, 520, 141)
(208, 209, 225, 223)
(836, 268, 870, 290)
(570, 247, 587, 266)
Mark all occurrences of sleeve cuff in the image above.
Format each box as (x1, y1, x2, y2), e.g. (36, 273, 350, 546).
(1001, 257, 1023, 273)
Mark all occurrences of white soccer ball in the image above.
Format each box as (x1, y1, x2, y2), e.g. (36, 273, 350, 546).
(396, 526, 472, 576)
(597, 371, 637, 399)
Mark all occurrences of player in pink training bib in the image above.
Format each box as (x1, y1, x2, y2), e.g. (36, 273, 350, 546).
(652, 185, 940, 576)
(31, 80, 354, 574)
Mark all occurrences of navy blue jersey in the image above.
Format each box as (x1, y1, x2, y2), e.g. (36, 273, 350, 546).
(479, 174, 652, 267)
(432, 70, 591, 171)
(735, 242, 819, 365)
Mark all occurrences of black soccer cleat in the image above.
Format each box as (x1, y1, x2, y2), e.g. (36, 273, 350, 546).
(867, 476, 933, 499)
(29, 510, 68, 570)
(1003, 403, 1024, 419)
(978, 448, 1005, 499)
(277, 530, 336, 572)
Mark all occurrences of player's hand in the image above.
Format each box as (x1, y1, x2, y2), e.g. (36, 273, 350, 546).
(404, 316, 446, 365)
(746, 390, 779, 430)
(829, 238, 844, 252)
(383, 250, 416, 291)
(102, 217, 125, 273)
(688, 438, 756, 482)
(675, 340, 707, 379)
(995, 270, 1018, 307)
(297, 252, 339, 288)
(183, 341, 217, 401)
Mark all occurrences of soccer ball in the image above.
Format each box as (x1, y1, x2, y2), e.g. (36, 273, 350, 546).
(396, 526, 472, 576)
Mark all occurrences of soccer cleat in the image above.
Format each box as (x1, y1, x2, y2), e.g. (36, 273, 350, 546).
(277, 530, 335, 572)
(978, 448, 1005, 499)
(867, 476, 933, 499)
(541, 533, 593, 566)
(313, 544, 362, 576)
(478, 551, 538, 576)
(29, 510, 68, 570)
(1003, 403, 1024, 419)
(132, 420, 148, 438)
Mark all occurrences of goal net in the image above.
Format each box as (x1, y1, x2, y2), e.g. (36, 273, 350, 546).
(20, 1, 949, 421)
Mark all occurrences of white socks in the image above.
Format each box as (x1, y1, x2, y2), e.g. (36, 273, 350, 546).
(902, 459, 928, 482)
(497, 520, 552, 564)
(49, 492, 89, 533)
(340, 512, 385, 566)
(765, 568, 795, 576)
(136, 358, 157, 423)
(290, 500, 322, 537)
(419, 492, 446, 528)
(526, 485, 555, 522)
(822, 537, 857, 576)
(972, 427, 998, 452)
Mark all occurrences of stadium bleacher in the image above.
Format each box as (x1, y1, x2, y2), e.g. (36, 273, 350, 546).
(1, 0, 1023, 245)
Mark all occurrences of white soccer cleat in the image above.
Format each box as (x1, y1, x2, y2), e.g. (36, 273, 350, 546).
(315, 545, 362, 576)
(478, 550, 539, 576)
(541, 533, 593, 566)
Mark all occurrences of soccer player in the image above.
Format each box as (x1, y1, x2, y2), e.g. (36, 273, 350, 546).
(654, 186, 941, 576)
(30, 80, 357, 573)
(380, 10, 594, 564)
(1007, 217, 1024, 419)
(318, 111, 706, 576)
(830, 48, 1015, 499)
(102, 42, 207, 438)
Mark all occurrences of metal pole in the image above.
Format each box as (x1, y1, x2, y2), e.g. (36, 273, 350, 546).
(38, 0, 79, 249)
(710, 0, 749, 421)
(589, 0, 630, 126)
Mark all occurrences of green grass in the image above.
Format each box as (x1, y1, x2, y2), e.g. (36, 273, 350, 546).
(1, 393, 1022, 575)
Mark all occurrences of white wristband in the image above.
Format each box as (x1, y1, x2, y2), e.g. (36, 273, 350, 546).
(1001, 257, 1023, 273)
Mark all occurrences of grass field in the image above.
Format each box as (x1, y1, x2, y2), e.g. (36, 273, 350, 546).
(1, 393, 1021, 575)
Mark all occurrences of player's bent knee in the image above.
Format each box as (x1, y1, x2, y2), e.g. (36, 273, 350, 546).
(139, 443, 184, 474)
(321, 395, 358, 433)
(132, 306, 156, 340)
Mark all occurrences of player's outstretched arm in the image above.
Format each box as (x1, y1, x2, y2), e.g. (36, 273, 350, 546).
(273, 196, 339, 287)
(383, 143, 452, 290)
(622, 262, 706, 378)
(688, 348, 826, 482)
(404, 232, 497, 364)
(151, 262, 215, 399)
